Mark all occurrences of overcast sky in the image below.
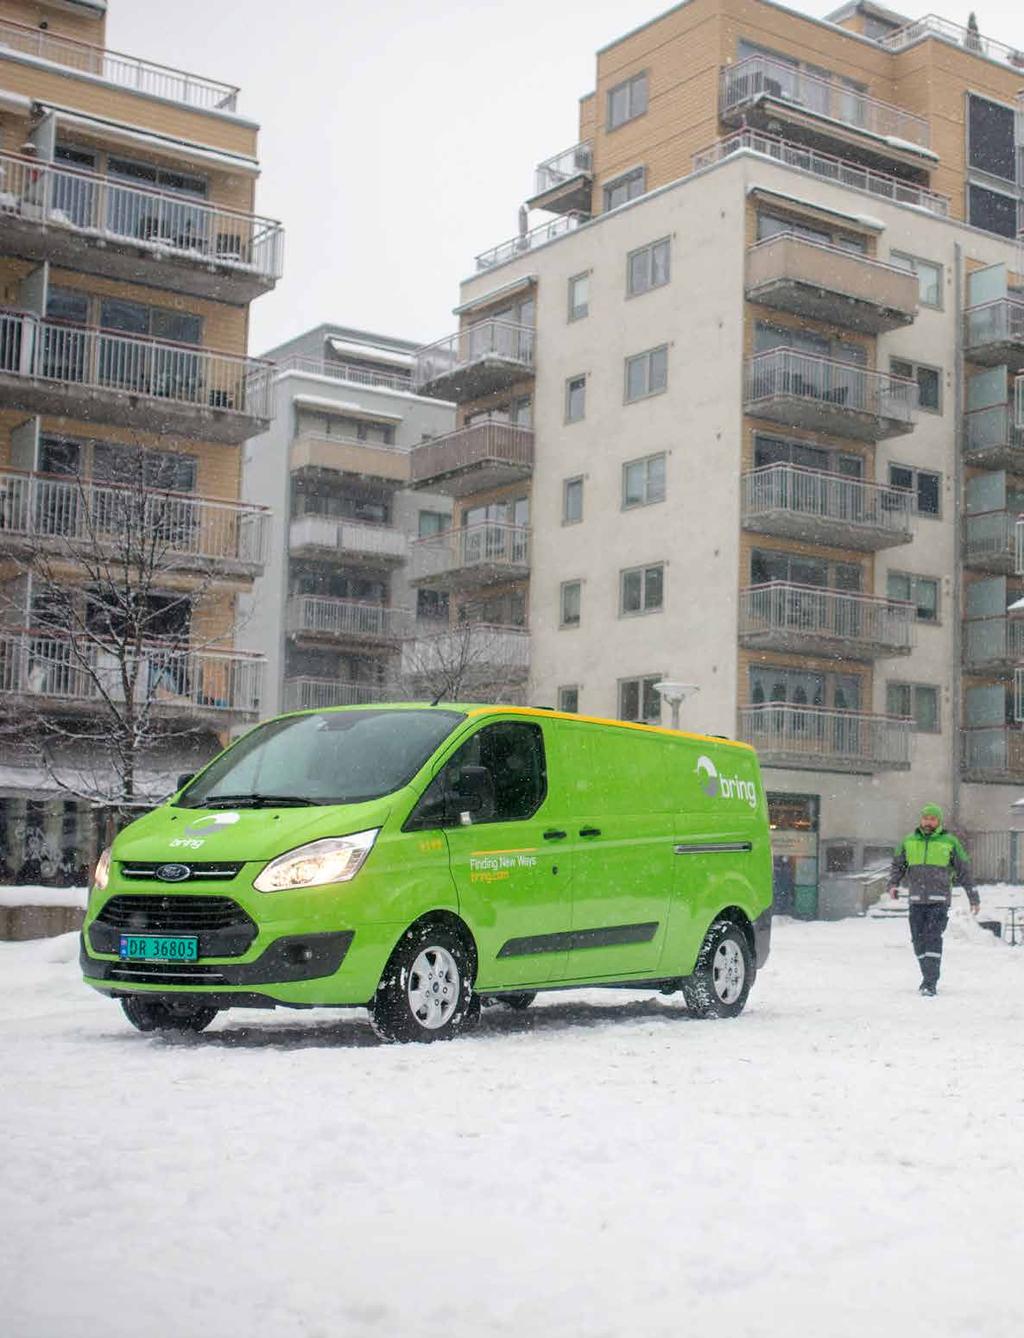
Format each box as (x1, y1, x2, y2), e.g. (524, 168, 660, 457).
(107, 0, 1024, 355)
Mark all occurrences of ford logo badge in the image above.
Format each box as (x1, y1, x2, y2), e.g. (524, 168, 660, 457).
(156, 863, 191, 882)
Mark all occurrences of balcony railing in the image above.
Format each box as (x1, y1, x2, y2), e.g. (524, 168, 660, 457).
(739, 703, 912, 771)
(964, 616, 1024, 670)
(0, 470, 268, 569)
(411, 522, 530, 583)
(720, 55, 930, 149)
(745, 348, 918, 434)
(402, 623, 530, 678)
(410, 422, 533, 494)
(283, 678, 391, 712)
(0, 152, 283, 282)
(0, 630, 263, 715)
(286, 596, 411, 643)
(741, 464, 913, 548)
(881, 15, 1024, 72)
(0, 309, 273, 423)
(273, 355, 412, 393)
(1017, 518, 1024, 577)
(289, 434, 410, 485)
(964, 509, 1018, 570)
(964, 403, 1024, 466)
(0, 16, 239, 110)
(1017, 375, 1024, 430)
(288, 515, 407, 561)
(534, 142, 593, 196)
(739, 583, 914, 657)
(693, 131, 951, 218)
(964, 297, 1024, 366)
(475, 214, 585, 272)
(962, 728, 1024, 783)
(414, 320, 535, 399)
(1017, 668, 1024, 723)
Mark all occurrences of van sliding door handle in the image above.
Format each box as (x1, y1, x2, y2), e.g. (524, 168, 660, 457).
(578, 827, 602, 838)
(543, 829, 567, 841)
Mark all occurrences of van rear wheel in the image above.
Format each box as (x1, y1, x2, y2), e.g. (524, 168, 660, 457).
(371, 922, 477, 1043)
(682, 921, 754, 1019)
(120, 996, 219, 1034)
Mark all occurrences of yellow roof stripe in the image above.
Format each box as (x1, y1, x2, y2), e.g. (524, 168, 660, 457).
(464, 705, 756, 752)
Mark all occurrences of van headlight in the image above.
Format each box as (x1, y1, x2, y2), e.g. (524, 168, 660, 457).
(92, 846, 112, 892)
(253, 829, 380, 893)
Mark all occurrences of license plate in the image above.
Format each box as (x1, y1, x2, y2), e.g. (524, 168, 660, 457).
(119, 934, 198, 963)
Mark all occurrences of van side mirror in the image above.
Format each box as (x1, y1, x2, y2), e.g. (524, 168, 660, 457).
(176, 772, 195, 792)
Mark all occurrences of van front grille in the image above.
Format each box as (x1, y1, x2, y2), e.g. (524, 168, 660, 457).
(119, 862, 243, 881)
(96, 894, 254, 934)
(107, 962, 230, 986)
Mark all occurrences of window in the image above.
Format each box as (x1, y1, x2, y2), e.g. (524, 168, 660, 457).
(619, 674, 662, 724)
(621, 563, 664, 615)
(412, 721, 547, 827)
(607, 71, 648, 130)
(891, 358, 941, 413)
(751, 549, 862, 590)
(568, 273, 589, 321)
(603, 167, 645, 212)
(563, 476, 583, 525)
(92, 442, 197, 492)
(753, 433, 863, 477)
(418, 510, 448, 538)
(967, 94, 1016, 183)
(968, 183, 1019, 240)
(890, 252, 942, 308)
(416, 589, 449, 621)
(887, 683, 940, 733)
(886, 572, 939, 624)
(565, 374, 586, 423)
(627, 238, 670, 296)
(622, 452, 666, 508)
(625, 345, 668, 402)
(558, 685, 579, 714)
(889, 464, 940, 517)
(560, 580, 581, 627)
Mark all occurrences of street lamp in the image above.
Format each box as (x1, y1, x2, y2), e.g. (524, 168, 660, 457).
(653, 680, 699, 730)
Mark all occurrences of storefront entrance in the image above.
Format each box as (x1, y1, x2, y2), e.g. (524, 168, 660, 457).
(768, 793, 820, 918)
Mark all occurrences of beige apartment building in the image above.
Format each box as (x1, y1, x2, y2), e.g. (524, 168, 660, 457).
(0, 0, 281, 873)
(410, 0, 1024, 911)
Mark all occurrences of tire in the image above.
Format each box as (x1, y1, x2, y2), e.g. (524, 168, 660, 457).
(120, 996, 219, 1034)
(498, 992, 536, 1011)
(681, 920, 754, 1019)
(371, 921, 477, 1043)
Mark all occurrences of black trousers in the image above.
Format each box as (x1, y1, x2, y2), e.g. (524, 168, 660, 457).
(909, 902, 949, 986)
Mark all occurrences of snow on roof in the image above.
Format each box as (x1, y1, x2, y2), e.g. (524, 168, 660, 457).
(293, 394, 403, 423)
(326, 338, 413, 369)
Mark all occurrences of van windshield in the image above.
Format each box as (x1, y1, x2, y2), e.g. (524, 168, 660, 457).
(177, 709, 465, 808)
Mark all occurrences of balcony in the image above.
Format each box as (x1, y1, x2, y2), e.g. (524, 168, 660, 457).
(0, 310, 273, 444)
(738, 583, 914, 660)
(401, 623, 530, 688)
(1017, 375, 1024, 430)
(741, 464, 913, 550)
(962, 728, 1024, 785)
(881, 16, 1024, 73)
(739, 703, 912, 773)
(288, 516, 407, 564)
(1017, 667, 1024, 723)
(526, 142, 593, 216)
(744, 349, 917, 441)
(414, 320, 534, 403)
(719, 55, 932, 176)
(475, 214, 585, 273)
(963, 617, 1024, 673)
(1018, 519, 1024, 578)
(745, 235, 918, 333)
(693, 131, 951, 219)
(0, 153, 283, 302)
(286, 596, 411, 649)
(0, 470, 268, 578)
(963, 510, 1019, 575)
(410, 522, 530, 592)
(409, 423, 533, 497)
(0, 630, 263, 724)
(288, 433, 409, 486)
(964, 404, 1024, 470)
(964, 298, 1024, 371)
(282, 678, 391, 712)
(274, 356, 412, 394)
(0, 16, 239, 111)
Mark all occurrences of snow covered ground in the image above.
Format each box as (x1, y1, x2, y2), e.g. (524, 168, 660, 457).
(2, 896, 1023, 1338)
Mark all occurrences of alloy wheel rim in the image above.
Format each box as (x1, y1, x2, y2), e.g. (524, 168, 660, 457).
(407, 945, 460, 1030)
(712, 938, 745, 1003)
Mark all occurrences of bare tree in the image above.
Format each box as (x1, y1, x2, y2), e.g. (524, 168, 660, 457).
(395, 615, 529, 705)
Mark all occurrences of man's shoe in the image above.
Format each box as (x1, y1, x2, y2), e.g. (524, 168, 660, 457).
(919, 983, 936, 996)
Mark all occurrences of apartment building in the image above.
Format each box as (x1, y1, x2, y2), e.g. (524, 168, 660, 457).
(410, 0, 1024, 909)
(0, 0, 281, 872)
(239, 326, 456, 716)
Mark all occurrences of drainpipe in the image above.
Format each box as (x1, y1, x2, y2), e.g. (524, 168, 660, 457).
(951, 242, 964, 824)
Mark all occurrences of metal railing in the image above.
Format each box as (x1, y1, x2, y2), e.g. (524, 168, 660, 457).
(741, 463, 913, 537)
(0, 152, 282, 280)
(402, 623, 530, 674)
(964, 297, 1024, 351)
(0, 16, 238, 110)
(288, 515, 407, 560)
(1017, 517, 1024, 576)
(720, 54, 930, 148)
(534, 142, 593, 195)
(739, 582, 915, 653)
(881, 15, 1024, 71)
(475, 214, 585, 272)
(0, 630, 263, 714)
(283, 677, 391, 711)
(965, 403, 1024, 457)
(0, 470, 268, 566)
(414, 320, 535, 391)
(1018, 375, 1024, 431)
(272, 355, 413, 393)
(693, 130, 951, 217)
(964, 509, 1017, 566)
(964, 616, 1024, 668)
(0, 309, 273, 419)
(410, 422, 533, 485)
(286, 596, 411, 642)
(748, 231, 918, 285)
(411, 522, 530, 579)
(739, 703, 913, 768)
(962, 728, 1024, 780)
(745, 348, 918, 422)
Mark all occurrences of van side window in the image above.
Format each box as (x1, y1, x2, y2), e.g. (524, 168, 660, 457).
(404, 722, 547, 829)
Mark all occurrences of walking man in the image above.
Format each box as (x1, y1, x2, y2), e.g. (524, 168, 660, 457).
(889, 804, 979, 995)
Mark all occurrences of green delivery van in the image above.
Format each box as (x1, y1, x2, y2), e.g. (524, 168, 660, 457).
(81, 704, 773, 1042)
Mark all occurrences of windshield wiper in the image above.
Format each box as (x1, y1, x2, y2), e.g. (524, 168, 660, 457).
(196, 794, 324, 809)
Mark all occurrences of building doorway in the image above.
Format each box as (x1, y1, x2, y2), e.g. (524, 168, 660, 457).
(768, 792, 820, 918)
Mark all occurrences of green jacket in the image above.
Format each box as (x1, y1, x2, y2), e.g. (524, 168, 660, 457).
(890, 826, 978, 907)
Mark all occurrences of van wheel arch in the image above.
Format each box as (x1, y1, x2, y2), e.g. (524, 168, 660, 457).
(401, 910, 478, 980)
(714, 907, 756, 958)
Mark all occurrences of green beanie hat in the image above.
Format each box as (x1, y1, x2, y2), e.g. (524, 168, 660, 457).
(920, 803, 943, 823)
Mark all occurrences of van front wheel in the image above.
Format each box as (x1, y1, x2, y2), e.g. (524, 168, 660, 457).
(372, 922, 477, 1043)
(682, 921, 754, 1019)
